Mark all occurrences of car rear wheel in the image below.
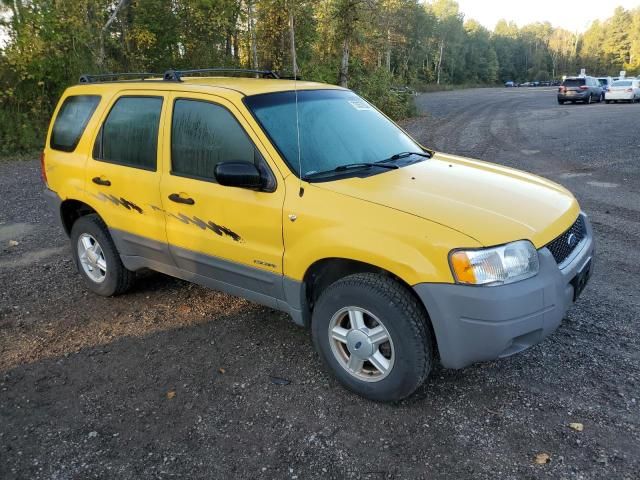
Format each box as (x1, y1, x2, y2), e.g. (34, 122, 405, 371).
(70, 214, 134, 296)
(557, 99, 564, 105)
(599, 93, 604, 102)
(605, 100, 611, 104)
(311, 273, 433, 402)
(586, 95, 592, 104)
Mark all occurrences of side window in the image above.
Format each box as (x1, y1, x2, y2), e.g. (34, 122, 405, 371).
(171, 99, 256, 181)
(50, 95, 101, 152)
(94, 96, 162, 171)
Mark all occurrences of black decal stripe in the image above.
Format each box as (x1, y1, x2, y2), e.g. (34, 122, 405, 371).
(167, 212, 243, 243)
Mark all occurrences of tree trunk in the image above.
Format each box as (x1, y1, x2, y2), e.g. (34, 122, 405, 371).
(338, 38, 350, 87)
(385, 29, 391, 72)
(98, 0, 129, 69)
(288, 8, 298, 77)
(248, 1, 258, 69)
(437, 39, 445, 85)
(233, 32, 239, 61)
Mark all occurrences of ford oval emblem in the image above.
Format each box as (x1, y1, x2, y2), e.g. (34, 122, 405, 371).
(567, 233, 578, 248)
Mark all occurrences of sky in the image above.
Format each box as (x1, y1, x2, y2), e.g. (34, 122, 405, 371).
(455, 0, 640, 32)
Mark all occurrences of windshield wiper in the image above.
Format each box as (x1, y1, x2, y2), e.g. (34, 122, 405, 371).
(302, 162, 398, 180)
(376, 151, 432, 164)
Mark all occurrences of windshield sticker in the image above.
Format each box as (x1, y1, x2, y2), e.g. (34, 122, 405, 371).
(348, 100, 373, 111)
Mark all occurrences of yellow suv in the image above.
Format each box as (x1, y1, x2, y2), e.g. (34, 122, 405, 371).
(42, 69, 594, 401)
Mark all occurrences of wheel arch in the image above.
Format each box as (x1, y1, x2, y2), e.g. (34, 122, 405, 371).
(59, 198, 101, 236)
(300, 258, 437, 353)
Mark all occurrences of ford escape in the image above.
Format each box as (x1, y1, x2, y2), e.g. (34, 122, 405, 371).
(42, 69, 594, 401)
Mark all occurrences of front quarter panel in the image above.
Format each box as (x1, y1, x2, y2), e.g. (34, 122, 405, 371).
(282, 176, 480, 285)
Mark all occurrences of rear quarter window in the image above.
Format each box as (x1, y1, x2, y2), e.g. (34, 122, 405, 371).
(50, 95, 101, 152)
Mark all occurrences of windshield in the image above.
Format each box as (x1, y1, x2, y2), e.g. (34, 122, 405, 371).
(598, 78, 608, 85)
(244, 89, 423, 179)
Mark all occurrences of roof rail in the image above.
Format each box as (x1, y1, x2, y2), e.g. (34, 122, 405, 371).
(163, 68, 279, 82)
(79, 72, 162, 83)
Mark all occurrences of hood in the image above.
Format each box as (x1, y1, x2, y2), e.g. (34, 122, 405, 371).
(313, 153, 580, 247)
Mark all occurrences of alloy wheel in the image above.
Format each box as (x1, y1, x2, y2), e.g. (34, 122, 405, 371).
(328, 307, 395, 382)
(77, 233, 107, 283)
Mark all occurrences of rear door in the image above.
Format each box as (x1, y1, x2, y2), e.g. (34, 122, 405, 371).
(84, 91, 172, 264)
(159, 92, 285, 301)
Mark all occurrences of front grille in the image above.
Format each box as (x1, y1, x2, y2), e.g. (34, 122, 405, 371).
(545, 215, 587, 265)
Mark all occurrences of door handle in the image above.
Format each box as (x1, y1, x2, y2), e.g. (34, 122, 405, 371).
(168, 193, 195, 205)
(92, 176, 111, 186)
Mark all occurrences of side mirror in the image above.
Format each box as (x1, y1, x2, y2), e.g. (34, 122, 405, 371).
(214, 162, 263, 190)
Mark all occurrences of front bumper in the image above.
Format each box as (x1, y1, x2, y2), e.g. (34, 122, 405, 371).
(414, 214, 595, 369)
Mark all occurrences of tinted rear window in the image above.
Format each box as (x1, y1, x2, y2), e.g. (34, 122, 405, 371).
(612, 80, 632, 87)
(563, 79, 585, 87)
(50, 95, 101, 152)
(93, 96, 163, 171)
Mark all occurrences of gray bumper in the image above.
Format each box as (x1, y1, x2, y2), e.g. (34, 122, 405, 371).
(43, 188, 64, 231)
(414, 215, 595, 369)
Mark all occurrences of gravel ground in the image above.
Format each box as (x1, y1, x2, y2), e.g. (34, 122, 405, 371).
(1, 87, 639, 479)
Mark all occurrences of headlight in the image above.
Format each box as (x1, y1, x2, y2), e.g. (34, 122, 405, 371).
(449, 240, 539, 286)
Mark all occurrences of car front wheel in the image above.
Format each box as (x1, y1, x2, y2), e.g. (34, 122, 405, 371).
(311, 273, 433, 401)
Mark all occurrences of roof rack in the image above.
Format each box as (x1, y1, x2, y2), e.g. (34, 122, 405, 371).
(163, 68, 279, 81)
(79, 72, 162, 83)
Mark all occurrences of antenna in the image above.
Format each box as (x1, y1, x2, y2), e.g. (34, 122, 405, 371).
(288, 3, 304, 197)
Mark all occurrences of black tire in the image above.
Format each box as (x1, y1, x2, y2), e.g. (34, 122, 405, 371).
(70, 214, 134, 296)
(599, 93, 604, 102)
(586, 94, 592, 104)
(311, 273, 433, 402)
(605, 100, 611, 104)
(557, 99, 564, 105)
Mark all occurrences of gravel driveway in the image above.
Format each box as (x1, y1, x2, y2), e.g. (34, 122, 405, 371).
(1, 87, 638, 479)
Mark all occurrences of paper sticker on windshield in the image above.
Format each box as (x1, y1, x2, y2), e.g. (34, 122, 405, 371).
(348, 100, 373, 111)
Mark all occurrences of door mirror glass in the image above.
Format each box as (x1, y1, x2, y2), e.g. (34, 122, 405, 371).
(214, 162, 263, 190)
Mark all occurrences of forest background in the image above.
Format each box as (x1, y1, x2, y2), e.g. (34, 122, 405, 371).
(1, 0, 639, 154)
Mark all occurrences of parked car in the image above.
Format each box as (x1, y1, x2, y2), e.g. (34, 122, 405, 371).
(505, 81, 515, 87)
(557, 76, 603, 104)
(521, 81, 532, 87)
(605, 78, 640, 103)
(41, 69, 594, 401)
(597, 76, 613, 93)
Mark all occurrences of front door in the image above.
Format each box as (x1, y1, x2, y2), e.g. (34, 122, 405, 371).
(159, 92, 285, 300)
(84, 91, 172, 263)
